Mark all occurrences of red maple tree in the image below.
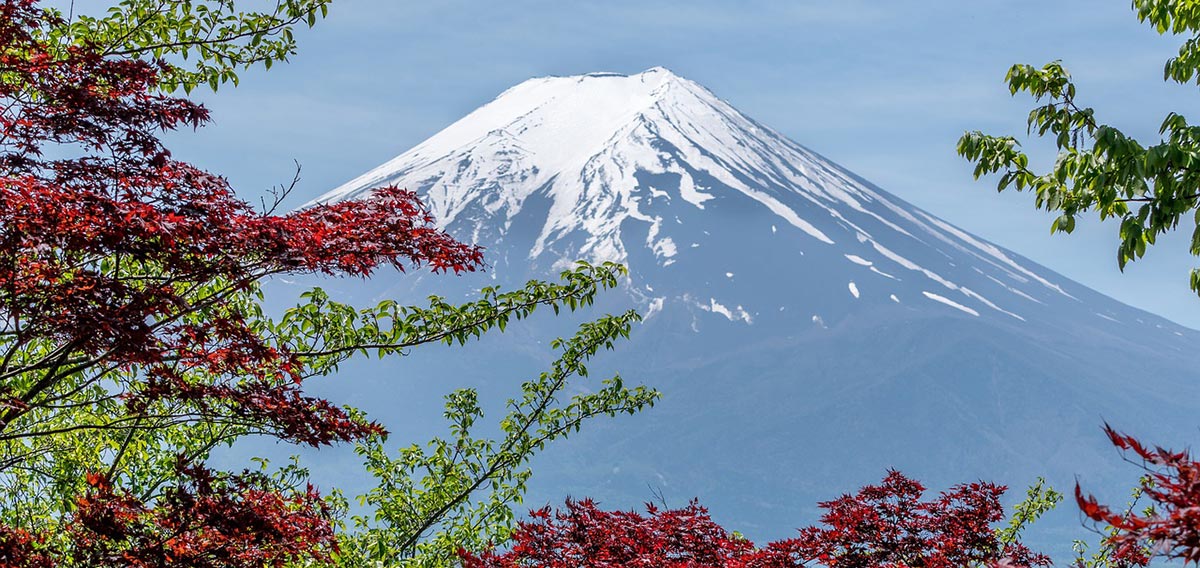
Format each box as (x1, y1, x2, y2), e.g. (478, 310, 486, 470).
(0, 0, 481, 445)
(0, 0, 482, 564)
(1076, 425, 1200, 567)
(461, 498, 755, 567)
(460, 471, 1050, 568)
(68, 465, 336, 568)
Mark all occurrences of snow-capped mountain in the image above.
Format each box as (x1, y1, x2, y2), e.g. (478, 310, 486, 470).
(312, 67, 1184, 336)
(309, 68, 1200, 556)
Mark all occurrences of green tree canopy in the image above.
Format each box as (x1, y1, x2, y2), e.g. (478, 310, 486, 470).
(958, 0, 1200, 295)
(42, 0, 334, 92)
(0, 2, 658, 565)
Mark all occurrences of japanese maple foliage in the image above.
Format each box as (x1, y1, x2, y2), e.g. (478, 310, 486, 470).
(0, 525, 50, 568)
(783, 470, 1050, 568)
(0, 0, 481, 448)
(463, 494, 753, 566)
(0, 0, 481, 564)
(68, 464, 335, 568)
(461, 471, 1050, 568)
(1076, 425, 1200, 566)
(460, 498, 756, 568)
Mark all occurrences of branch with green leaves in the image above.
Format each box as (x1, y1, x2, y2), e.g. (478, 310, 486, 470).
(0, 262, 643, 549)
(40, 0, 334, 92)
(1072, 475, 1154, 568)
(335, 309, 659, 568)
(996, 477, 1062, 551)
(276, 261, 629, 377)
(958, 1, 1200, 295)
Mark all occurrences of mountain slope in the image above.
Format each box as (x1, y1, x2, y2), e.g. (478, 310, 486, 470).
(311, 67, 1189, 340)
(307, 67, 1200, 555)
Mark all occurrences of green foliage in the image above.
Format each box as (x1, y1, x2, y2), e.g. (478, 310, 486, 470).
(336, 307, 658, 567)
(1135, 0, 1200, 82)
(0, 277, 281, 533)
(1072, 476, 1155, 568)
(276, 261, 630, 378)
(996, 477, 1062, 550)
(4, 2, 657, 559)
(0, 258, 654, 564)
(958, 1, 1200, 295)
(40, 0, 333, 92)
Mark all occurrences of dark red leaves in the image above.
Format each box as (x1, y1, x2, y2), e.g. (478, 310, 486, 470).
(68, 465, 336, 568)
(0, 1, 478, 564)
(0, 524, 52, 568)
(460, 498, 756, 568)
(0, 0, 480, 444)
(782, 470, 1048, 568)
(461, 471, 1049, 568)
(1075, 425, 1200, 566)
(0, 464, 336, 568)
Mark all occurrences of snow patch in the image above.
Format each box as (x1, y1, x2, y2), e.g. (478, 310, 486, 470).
(742, 189, 834, 245)
(922, 292, 979, 317)
(653, 237, 678, 259)
(870, 239, 1019, 320)
(870, 266, 897, 280)
(701, 298, 753, 324)
(844, 254, 873, 267)
(674, 167, 714, 208)
(870, 240, 959, 291)
(848, 282, 860, 299)
(646, 297, 666, 318)
(915, 211, 1077, 300)
(978, 270, 1044, 304)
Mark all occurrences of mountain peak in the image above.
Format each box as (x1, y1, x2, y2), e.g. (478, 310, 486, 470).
(581, 66, 678, 79)
(311, 66, 870, 266)
(311, 68, 720, 208)
(300, 68, 1200, 561)
(309, 70, 1197, 338)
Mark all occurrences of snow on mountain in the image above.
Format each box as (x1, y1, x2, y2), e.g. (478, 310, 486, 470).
(306, 68, 1200, 556)
(311, 67, 1184, 338)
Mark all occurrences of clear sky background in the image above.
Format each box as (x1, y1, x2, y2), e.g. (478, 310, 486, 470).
(158, 0, 1200, 328)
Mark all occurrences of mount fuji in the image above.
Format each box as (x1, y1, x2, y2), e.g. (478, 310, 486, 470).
(306, 67, 1200, 554)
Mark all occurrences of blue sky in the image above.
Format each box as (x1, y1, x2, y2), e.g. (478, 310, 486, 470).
(162, 0, 1200, 327)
